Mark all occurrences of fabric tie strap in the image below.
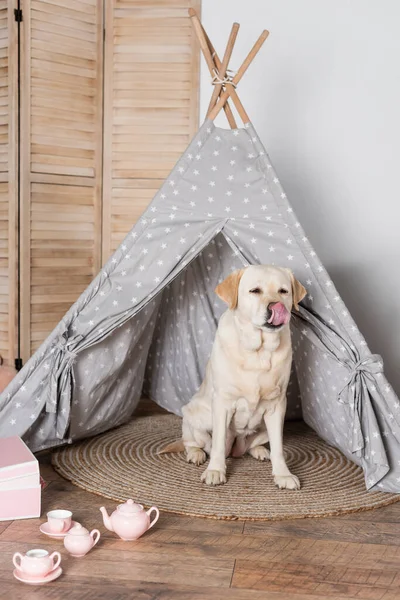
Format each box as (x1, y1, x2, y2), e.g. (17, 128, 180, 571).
(46, 332, 83, 439)
(338, 354, 384, 454)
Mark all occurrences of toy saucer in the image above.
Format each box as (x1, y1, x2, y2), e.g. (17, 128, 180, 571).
(13, 566, 62, 585)
(39, 520, 79, 538)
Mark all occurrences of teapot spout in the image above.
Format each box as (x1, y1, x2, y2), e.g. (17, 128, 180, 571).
(100, 506, 113, 532)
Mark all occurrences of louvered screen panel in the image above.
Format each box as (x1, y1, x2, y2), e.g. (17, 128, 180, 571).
(21, 0, 103, 359)
(102, 0, 200, 257)
(0, 1, 17, 365)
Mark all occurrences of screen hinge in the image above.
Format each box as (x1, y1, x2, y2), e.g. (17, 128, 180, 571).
(14, 8, 23, 22)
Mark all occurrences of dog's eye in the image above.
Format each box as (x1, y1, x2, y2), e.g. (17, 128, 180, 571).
(249, 288, 262, 294)
(279, 288, 289, 294)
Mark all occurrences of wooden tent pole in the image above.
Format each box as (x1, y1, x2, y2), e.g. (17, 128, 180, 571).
(188, 9, 237, 127)
(206, 22, 240, 117)
(189, 8, 250, 123)
(208, 28, 269, 122)
(200, 28, 237, 128)
(189, 9, 250, 124)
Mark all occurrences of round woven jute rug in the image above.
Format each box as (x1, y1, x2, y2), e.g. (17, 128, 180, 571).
(52, 415, 400, 521)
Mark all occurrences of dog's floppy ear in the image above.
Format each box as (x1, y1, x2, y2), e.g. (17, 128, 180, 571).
(215, 269, 245, 310)
(285, 269, 307, 311)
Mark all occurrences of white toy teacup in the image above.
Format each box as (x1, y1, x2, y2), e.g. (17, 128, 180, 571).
(46, 509, 72, 533)
(13, 549, 61, 578)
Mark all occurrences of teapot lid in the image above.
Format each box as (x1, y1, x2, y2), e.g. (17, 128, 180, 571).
(117, 499, 143, 514)
(66, 523, 89, 536)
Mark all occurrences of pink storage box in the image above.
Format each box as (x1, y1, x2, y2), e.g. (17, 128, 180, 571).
(0, 435, 41, 521)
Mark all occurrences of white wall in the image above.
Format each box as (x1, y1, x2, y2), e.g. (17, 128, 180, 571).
(200, 0, 400, 394)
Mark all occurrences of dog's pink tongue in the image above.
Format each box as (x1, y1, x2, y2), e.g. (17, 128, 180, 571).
(268, 302, 290, 326)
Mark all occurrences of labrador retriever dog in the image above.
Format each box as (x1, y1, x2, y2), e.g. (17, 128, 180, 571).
(163, 264, 306, 489)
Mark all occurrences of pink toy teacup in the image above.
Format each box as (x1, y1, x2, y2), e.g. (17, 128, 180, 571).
(46, 509, 72, 533)
(13, 549, 61, 578)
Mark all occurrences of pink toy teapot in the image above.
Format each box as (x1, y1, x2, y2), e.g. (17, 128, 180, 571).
(100, 499, 159, 541)
(64, 523, 100, 557)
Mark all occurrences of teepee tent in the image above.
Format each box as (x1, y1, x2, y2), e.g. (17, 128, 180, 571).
(0, 10, 399, 493)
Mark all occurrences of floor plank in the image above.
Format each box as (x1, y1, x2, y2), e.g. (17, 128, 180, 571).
(0, 579, 363, 600)
(0, 522, 11, 536)
(0, 540, 233, 590)
(232, 559, 400, 599)
(244, 515, 400, 546)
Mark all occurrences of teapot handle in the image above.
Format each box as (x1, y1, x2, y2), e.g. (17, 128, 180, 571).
(90, 529, 101, 547)
(146, 507, 160, 529)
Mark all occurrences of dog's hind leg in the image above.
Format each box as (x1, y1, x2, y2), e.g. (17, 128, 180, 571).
(246, 429, 270, 461)
(182, 415, 210, 466)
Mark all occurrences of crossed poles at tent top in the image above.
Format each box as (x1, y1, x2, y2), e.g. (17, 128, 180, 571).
(188, 9, 269, 128)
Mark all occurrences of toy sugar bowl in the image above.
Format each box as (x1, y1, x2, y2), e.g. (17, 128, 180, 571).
(100, 499, 159, 541)
(63, 523, 100, 557)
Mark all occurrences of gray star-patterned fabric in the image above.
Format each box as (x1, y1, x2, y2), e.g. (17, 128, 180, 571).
(0, 119, 399, 493)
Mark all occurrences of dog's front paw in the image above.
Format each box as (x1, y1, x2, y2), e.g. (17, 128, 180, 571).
(248, 446, 270, 461)
(274, 474, 300, 490)
(201, 468, 226, 486)
(186, 447, 206, 466)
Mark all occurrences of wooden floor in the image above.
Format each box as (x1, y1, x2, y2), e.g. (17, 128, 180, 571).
(1, 403, 400, 599)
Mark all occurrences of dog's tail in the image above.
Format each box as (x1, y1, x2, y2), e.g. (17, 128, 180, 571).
(158, 440, 185, 454)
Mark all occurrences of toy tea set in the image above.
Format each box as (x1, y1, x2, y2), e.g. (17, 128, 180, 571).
(13, 500, 160, 585)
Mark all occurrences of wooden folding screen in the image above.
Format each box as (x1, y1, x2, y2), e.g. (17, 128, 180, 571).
(1, 0, 200, 366)
(20, 0, 103, 360)
(0, 1, 17, 366)
(102, 0, 201, 257)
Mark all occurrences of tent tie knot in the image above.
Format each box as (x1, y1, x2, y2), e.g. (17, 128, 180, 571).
(338, 354, 384, 454)
(46, 333, 81, 415)
(339, 354, 384, 397)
